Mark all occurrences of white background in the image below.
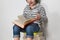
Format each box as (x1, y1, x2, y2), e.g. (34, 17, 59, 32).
(0, 0, 60, 40)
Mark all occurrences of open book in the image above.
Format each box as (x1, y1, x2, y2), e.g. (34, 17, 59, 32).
(13, 15, 33, 28)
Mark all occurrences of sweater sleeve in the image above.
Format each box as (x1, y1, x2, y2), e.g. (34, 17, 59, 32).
(23, 5, 28, 19)
(39, 6, 47, 22)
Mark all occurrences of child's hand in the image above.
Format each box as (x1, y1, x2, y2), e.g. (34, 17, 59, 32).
(29, 13, 41, 22)
(34, 13, 41, 20)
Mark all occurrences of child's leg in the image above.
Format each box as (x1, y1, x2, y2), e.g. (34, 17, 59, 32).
(25, 23, 40, 40)
(14, 37, 20, 40)
(13, 24, 25, 40)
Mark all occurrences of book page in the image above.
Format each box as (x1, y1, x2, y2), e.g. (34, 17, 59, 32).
(13, 15, 32, 28)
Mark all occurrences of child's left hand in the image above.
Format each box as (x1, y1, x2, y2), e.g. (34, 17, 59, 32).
(29, 13, 41, 22)
(34, 13, 41, 20)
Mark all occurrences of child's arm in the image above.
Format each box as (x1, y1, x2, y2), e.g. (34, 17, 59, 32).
(34, 13, 41, 20)
(27, 13, 41, 22)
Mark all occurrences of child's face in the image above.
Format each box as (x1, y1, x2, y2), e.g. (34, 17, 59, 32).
(26, 0, 36, 6)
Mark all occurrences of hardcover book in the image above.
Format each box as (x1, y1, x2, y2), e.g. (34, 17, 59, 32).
(13, 15, 33, 28)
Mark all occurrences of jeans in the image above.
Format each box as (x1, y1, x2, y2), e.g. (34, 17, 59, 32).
(13, 23, 40, 39)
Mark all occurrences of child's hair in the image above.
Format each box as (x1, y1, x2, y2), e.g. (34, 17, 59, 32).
(35, 0, 40, 3)
(26, 0, 41, 4)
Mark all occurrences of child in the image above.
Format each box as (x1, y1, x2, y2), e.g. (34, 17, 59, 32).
(13, 0, 46, 40)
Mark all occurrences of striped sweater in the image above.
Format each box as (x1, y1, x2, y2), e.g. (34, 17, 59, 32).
(23, 3, 47, 26)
